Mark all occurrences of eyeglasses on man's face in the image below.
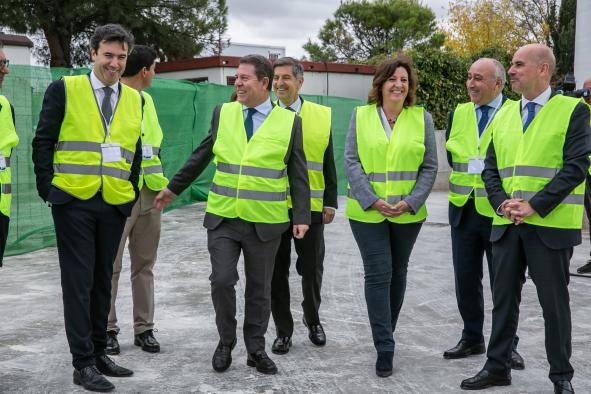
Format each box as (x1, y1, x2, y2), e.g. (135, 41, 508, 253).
(0, 59, 10, 69)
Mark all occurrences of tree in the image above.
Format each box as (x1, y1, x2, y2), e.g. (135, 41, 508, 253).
(552, 0, 576, 78)
(303, 0, 440, 63)
(0, 0, 228, 67)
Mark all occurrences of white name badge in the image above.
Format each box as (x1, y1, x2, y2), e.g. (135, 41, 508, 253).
(468, 157, 485, 174)
(101, 143, 122, 163)
(0, 154, 6, 171)
(142, 144, 153, 160)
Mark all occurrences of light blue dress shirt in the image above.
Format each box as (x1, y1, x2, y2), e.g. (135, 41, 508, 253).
(242, 98, 273, 134)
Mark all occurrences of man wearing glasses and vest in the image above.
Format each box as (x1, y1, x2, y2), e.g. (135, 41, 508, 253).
(0, 47, 19, 267)
(155, 54, 310, 375)
(444, 58, 523, 369)
(32, 24, 141, 392)
(270, 57, 337, 354)
(460, 44, 591, 394)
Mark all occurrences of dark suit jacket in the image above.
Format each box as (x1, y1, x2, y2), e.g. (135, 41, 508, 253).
(167, 102, 311, 242)
(31, 75, 142, 217)
(445, 97, 507, 228)
(482, 92, 591, 249)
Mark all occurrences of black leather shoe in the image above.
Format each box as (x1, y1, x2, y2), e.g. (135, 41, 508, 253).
(303, 318, 326, 346)
(577, 260, 591, 274)
(212, 337, 236, 372)
(443, 340, 486, 359)
(271, 337, 292, 355)
(105, 331, 119, 356)
(247, 350, 278, 375)
(554, 380, 575, 394)
(134, 329, 160, 353)
(375, 351, 394, 377)
(511, 349, 525, 370)
(73, 365, 115, 392)
(460, 369, 511, 390)
(95, 355, 133, 377)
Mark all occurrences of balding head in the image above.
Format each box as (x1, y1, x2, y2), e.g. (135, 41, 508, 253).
(508, 44, 554, 100)
(466, 58, 505, 105)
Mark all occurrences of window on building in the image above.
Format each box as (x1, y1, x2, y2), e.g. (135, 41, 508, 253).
(269, 52, 280, 61)
(226, 76, 236, 86)
(184, 77, 209, 83)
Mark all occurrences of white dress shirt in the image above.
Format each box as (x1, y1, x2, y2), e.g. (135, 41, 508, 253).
(90, 71, 119, 125)
(521, 86, 552, 124)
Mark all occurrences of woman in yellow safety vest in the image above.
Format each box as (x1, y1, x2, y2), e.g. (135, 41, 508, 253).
(344, 56, 438, 377)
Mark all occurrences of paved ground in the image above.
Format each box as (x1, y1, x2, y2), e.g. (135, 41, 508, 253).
(1, 191, 590, 393)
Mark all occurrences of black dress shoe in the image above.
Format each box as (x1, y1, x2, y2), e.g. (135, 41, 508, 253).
(73, 365, 115, 392)
(95, 355, 133, 377)
(303, 318, 326, 346)
(105, 331, 120, 356)
(460, 369, 511, 390)
(443, 340, 486, 359)
(375, 351, 394, 377)
(271, 337, 292, 355)
(212, 337, 236, 372)
(134, 329, 160, 353)
(247, 350, 278, 375)
(554, 380, 575, 394)
(577, 260, 591, 274)
(511, 349, 525, 370)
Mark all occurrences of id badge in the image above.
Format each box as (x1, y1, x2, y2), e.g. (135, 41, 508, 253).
(142, 144, 153, 160)
(468, 156, 485, 174)
(0, 154, 6, 171)
(101, 143, 122, 163)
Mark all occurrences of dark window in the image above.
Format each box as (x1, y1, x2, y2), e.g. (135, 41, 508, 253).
(184, 77, 209, 83)
(226, 76, 236, 86)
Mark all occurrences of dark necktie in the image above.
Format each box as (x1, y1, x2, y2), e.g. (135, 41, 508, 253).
(102, 86, 113, 125)
(523, 101, 537, 132)
(244, 108, 257, 141)
(286, 106, 295, 112)
(477, 105, 490, 137)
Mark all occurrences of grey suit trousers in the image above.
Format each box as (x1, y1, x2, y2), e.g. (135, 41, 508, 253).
(208, 218, 281, 353)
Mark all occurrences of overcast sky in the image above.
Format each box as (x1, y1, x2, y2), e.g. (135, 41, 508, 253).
(225, 0, 450, 58)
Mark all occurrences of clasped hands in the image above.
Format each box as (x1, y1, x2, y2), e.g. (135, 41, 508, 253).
(499, 198, 536, 225)
(371, 199, 411, 218)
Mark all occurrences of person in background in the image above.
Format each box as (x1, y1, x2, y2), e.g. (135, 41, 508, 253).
(576, 76, 591, 274)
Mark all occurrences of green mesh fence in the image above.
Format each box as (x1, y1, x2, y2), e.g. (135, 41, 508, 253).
(0, 65, 364, 256)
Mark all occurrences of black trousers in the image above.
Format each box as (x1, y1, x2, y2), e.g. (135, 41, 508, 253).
(52, 195, 127, 370)
(585, 174, 591, 255)
(0, 213, 9, 267)
(484, 224, 573, 383)
(207, 218, 281, 353)
(271, 222, 325, 337)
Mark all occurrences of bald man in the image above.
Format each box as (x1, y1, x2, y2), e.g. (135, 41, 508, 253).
(461, 44, 590, 394)
(576, 76, 591, 274)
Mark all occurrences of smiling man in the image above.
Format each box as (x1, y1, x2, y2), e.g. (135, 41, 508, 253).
(270, 57, 337, 355)
(154, 54, 310, 375)
(32, 24, 142, 392)
(444, 58, 523, 369)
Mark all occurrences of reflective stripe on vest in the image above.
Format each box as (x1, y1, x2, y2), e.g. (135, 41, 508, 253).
(52, 75, 141, 204)
(0, 95, 19, 217)
(206, 102, 295, 223)
(491, 95, 584, 228)
(345, 104, 427, 223)
(139, 91, 168, 191)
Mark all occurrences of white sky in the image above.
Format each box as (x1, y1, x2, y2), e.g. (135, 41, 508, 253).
(226, 0, 450, 58)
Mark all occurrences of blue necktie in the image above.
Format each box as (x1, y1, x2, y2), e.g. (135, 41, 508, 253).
(523, 102, 537, 132)
(244, 108, 257, 141)
(477, 105, 490, 137)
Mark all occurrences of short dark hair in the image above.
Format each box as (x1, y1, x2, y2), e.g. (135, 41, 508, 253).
(239, 54, 273, 91)
(273, 57, 304, 79)
(368, 55, 417, 107)
(90, 24, 134, 53)
(122, 45, 158, 77)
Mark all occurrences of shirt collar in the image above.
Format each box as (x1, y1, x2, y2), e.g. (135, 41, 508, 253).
(475, 93, 503, 111)
(242, 98, 273, 116)
(522, 86, 552, 109)
(277, 96, 302, 114)
(90, 71, 119, 95)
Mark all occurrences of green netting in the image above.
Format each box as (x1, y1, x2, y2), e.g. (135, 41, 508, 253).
(0, 65, 364, 256)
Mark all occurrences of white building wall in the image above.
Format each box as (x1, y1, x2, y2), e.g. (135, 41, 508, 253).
(574, 0, 591, 86)
(2, 46, 31, 65)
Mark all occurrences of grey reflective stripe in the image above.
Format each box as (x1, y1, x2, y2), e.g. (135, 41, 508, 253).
(216, 162, 286, 179)
(449, 182, 473, 195)
(386, 195, 406, 204)
(513, 190, 584, 205)
(55, 141, 135, 162)
(307, 161, 324, 171)
(367, 173, 386, 182)
(310, 189, 324, 199)
(210, 183, 287, 202)
(513, 166, 558, 178)
(452, 162, 469, 172)
(474, 188, 488, 197)
(499, 167, 513, 179)
(143, 165, 163, 175)
(387, 171, 418, 181)
(53, 164, 130, 180)
(1, 184, 11, 194)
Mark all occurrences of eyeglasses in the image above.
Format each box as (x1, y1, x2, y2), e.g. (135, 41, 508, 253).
(0, 59, 9, 68)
